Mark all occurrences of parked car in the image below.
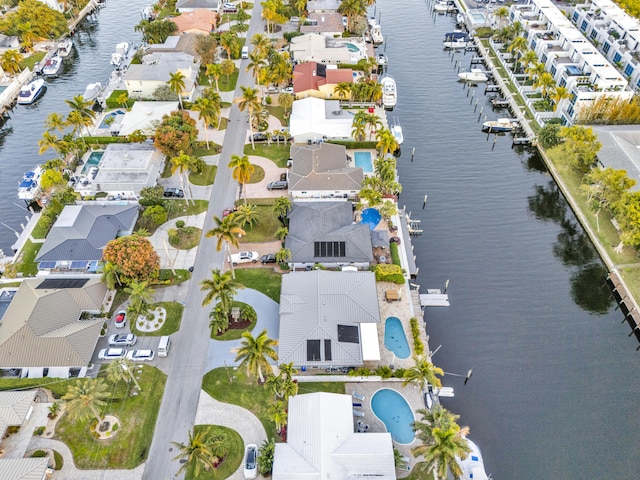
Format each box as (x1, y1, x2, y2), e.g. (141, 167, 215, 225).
(267, 180, 288, 190)
(270, 133, 292, 142)
(282, 86, 294, 94)
(114, 310, 127, 328)
(260, 253, 277, 264)
(251, 132, 269, 142)
(222, 2, 237, 12)
(126, 349, 155, 362)
(222, 207, 235, 218)
(267, 86, 279, 94)
(163, 187, 184, 198)
(98, 348, 127, 360)
(230, 251, 259, 266)
(243, 444, 258, 479)
(108, 333, 137, 347)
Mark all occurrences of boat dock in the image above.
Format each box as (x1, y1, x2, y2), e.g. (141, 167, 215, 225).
(398, 207, 420, 279)
(68, 0, 100, 34)
(0, 70, 36, 118)
(607, 269, 640, 347)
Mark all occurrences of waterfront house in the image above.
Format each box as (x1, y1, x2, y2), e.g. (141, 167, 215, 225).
(278, 270, 381, 368)
(0, 35, 20, 55)
(292, 62, 354, 99)
(170, 9, 218, 35)
(73, 143, 165, 198)
(272, 392, 396, 480)
(123, 51, 200, 101)
(288, 143, 363, 200)
(0, 277, 108, 379)
(34, 204, 138, 274)
(290, 33, 359, 64)
(590, 125, 640, 190)
(285, 201, 374, 269)
(116, 101, 179, 136)
(289, 97, 355, 143)
(300, 13, 345, 36)
(175, 0, 219, 12)
(307, 0, 342, 13)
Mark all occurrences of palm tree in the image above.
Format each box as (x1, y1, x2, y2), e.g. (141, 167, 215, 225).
(192, 97, 217, 149)
(168, 70, 186, 109)
(172, 428, 217, 477)
(275, 226, 288, 241)
(267, 400, 288, 433)
(234, 203, 261, 227)
(278, 362, 296, 380)
(38, 131, 65, 156)
(125, 280, 155, 322)
(205, 63, 222, 90)
(235, 329, 279, 383)
(414, 426, 471, 480)
(338, 0, 365, 31)
(526, 62, 546, 82)
(205, 214, 246, 278)
(0, 49, 23, 75)
(65, 95, 96, 121)
(534, 71, 555, 98)
(229, 154, 255, 201)
(221, 58, 236, 83)
(170, 151, 198, 206)
(234, 86, 261, 149)
(493, 6, 509, 28)
(251, 33, 271, 57)
(101, 261, 123, 289)
(276, 247, 291, 264)
(219, 31, 240, 59)
(376, 128, 399, 157)
(44, 112, 66, 132)
(200, 268, 240, 310)
(246, 50, 267, 87)
(351, 117, 367, 141)
(265, 373, 285, 398)
(209, 304, 230, 335)
(278, 92, 294, 115)
(66, 110, 94, 143)
(364, 112, 383, 140)
(507, 36, 528, 73)
(402, 355, 444, 391)
(335, 82, 352, 101)
(280, 376, 298, 399)
(106, 358, 138, 389)
(551, 85, 571, 111)
(273, 196, 292, 224)
(61, 378, 110, 424)
(520, 50, 538, 74)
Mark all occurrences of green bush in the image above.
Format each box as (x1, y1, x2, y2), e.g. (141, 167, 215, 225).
(390, 242, 401, 266)
(105, 90, 135, 109)
(372, 264, 405, 284)
(283, 31, 303, 42)
(175, 220, 185, 228)
(31, 450, 46, 457)
(410, 317, 424, 356)
(53, 450, 64, 470)
(376, 365, 393, 378)
(475, 26, 494, 38)
(33, 426, 45, 436)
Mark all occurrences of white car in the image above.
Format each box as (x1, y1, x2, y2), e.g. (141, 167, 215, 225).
(108, 333, 137, 347)
(98, 348, 127, 360)
(230, 251, 259, 266)
(282, 86, 294, 94)
(126, 349, 155, 362)
(243, 444, 257, 479)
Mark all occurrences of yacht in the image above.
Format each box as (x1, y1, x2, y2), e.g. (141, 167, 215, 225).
(380, 75, 397, 110)
(458, 438, 489, 480)
(458, 68, 489, 83)
(41, 56, 62, 76)
(391, 124, 403, 156)
(482, 118, 518, 133)
(111, 42, 131, 67)
(83, 82, 104, 101)
(17, 166, 43, 201)
(433, 1, 456, 13)
(17, 78, 45, 105)
(377, 53, 388, 67)
(369, 25, 383, 45)
(57, 38, 73, 58)
(457, 13, 465, 24)
(444, 37, 472, 49)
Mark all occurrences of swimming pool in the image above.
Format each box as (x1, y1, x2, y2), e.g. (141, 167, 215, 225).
(345, 43, 360, 52)
(470, 11, 486, 23)
(354, 151, 373, 173)
(82, 151, 104, 174)
(99, 109, 125, 129)
(360, 207, 381, 230)
(384, 317, 410, 359)
(371, 389, 415, 444)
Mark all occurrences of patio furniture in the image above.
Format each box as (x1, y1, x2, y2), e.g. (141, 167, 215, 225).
(353, 408, 365, 417)
(353, 402, 362, 407)
(352, 391, 365, 401)
(385, 289, 399, 302)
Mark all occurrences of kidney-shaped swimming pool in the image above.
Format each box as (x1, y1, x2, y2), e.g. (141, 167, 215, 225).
(371, 388, 415, 444)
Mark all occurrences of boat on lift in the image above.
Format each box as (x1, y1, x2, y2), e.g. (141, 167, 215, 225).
(380, 75, 397, 110)
(17, 78, 46, 105)
(82, 82, 104, 102)
(482, 118, 519, 133)
(41, 55, 63, 76)
(57, 38, 73, 58)
(458, 68, 489, 83)
(17, 166, 43, 201)
(110, 42, 131, 68)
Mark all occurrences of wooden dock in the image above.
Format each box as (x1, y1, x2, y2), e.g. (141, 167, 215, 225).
(68, 0, 100, 34)
(0, 69, 35, 117)
(607, 269, 640, 345)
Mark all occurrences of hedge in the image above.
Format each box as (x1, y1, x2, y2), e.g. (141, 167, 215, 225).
(372, 264, 404, 284)
(410, 317, 424, 356)
(327, 140, 377, 149)
(105, 90, 135, 109)
(390, 242, 401, 266)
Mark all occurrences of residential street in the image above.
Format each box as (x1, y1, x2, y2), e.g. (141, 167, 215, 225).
(142, 4, 266, 478)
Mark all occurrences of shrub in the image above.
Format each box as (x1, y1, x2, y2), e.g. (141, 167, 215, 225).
(283, 31, 303, 42)
(105, 90, 135, 109)
(410, 317, 424, 356)
(390, 242, 401, 266)
(376, 365, 393, 378)
(175, 220, 185, 228)
(265, 96, 272, 105)
(372, 264, 404, 284)
(31, 450, 46, 457)
(112, 422, 119, 432)
(33, 426, 45, 436)
(348, 367, 371, 376)
(53, 450, 64, 470)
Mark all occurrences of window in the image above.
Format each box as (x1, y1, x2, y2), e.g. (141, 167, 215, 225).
(590, 29, 598, 39)
(636, 78, 640, 89)
(551, 65, 557, 75)
(541, 53, 547, 64)
(324, 340, 332, 361)
(613, 52, 622, 63)
(568, 104, 575, 117)
(314, 241, 346, 258)
(580, 20, 588, 32)
(307, 340, 321, 361)
(532, 39, 537, 51)
(572, 11, 579, 22)
(560, 77, 566, 87)
(625, 64, 634, 76)
(603, 42, 611, 53)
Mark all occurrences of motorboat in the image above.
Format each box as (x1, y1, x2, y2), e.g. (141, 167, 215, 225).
(83, 82, 104, 101)
(57, 38, 73, 58)
(433, 1, 456, 13)
(141, 6, 156, 20)
(458, 438, 489, 480)
(380, 75, 397, 110)
(444, 37, 472, 49)
(111, 42, 130, 67)
(17, 78, 45, 105)
(458, 68, 489, 83)
(457, 12, 465, 24)
(444, 30, 469, 42)
(482, 118, 518, 133)
(17, 166, 43, 201)
(377, 53, 388, 67)
(391, 124, 403, 146)
(41, 55, 62, 76)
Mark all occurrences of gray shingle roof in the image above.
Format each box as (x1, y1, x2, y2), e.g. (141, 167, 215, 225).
(0, 458, 49, 480)
(0, 278, 107, 368)
(278, 270, 380, 367)
(285, 202, 373, 264)
(176, 0, 219, 9)
(288, 143, 363, 192)
(35, 204, 138, 263)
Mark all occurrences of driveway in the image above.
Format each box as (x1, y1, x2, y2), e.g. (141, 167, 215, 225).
(147, 211, 207, 270)
(243, 155, 288, 199)
(206, 288, 280, 370)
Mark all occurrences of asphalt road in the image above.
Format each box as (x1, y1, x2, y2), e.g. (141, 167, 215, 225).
(142, 5, 264, 479)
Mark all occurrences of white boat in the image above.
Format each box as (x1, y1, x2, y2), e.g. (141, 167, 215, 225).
(391, 124, 403, 146)
(458, 438, 489, 480)
(41, 55, 62, 76)
(17, 166, 43, 201)
(433, 1, 456, 13)
(458, 68, 488, 83)
(141, 6, 155, 20)
(482, 118, 518, 133)
(83, 82, 104, 101)
(370, 25, 383, 45)
(457, 12, 465, 24)
(380, 75, 397, 110)
(57, 38, 73, 58)
(111, 42, 130, 67)
(17, 78, 45, 105)
(377, 53, 388, 67)
(444, 38, 472, 49)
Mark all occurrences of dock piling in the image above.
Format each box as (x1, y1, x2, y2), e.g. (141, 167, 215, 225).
(411, 147, 415, 163)
(423, 195, 427, 209)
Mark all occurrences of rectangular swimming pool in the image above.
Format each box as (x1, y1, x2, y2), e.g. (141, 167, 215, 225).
(354, 151, 373, 173)
(82, 151, 104, 174)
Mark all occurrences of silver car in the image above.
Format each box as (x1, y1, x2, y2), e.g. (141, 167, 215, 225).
(126, 349, 155, 362)
(98, 348, 127, 360)
(108, 333, 137, 347)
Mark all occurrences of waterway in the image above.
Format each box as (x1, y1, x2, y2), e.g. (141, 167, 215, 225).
(378, 1, 640, 478)
(0, 0, 148, 254)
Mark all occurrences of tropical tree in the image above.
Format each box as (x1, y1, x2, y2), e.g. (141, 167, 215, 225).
(364, 112, 383, 140)
(267, 400, 288, 433)
(276, 247, 291, 264)
(229, 154, 255, 201)
(235, 329, 279, 383)
(258, 438, 276, 476)
(219, 31, 241, 59)
(335, 82, 352, 100)
(251, 33, 271, 57)
(533, 71, 555, 98)
(206, 63, 223, 91)
(125, 279, 155, 321)
(200, 268, 241, 311)
(376, 128, 399, 157)
(65, 95, 96, 122)
(338, 0, 365, 31)
(273, 196, 292, 223)
(402, 355, 444, 391)
(275, 226, 288, 240)
(265, 373, 285, 398)
(168, 70, 186, 109)
(102, 234, 160, 284)
(526, 62, 546, 82)
(106, 358, 138, 388)
(507, 36, 528, 72)
(0, 49, 23, 75)
(520, 50, 538, 73)
(351, 114, 367, 141)
(246, 50, 267, 86)
(551, 85, 570, 111)
(170, 151, 198, 206)
(171, 428, 217, 477)
(38, 131, 65, 156)
(209, 304, 230, 335)
(205, 214, 246, 278)
(192, 97, 217, 149)
(66, 110, 94, 142)
(493, 6, 509, 28)
(277, 92, 294, 115)
(221, 58, 235, 82)
(234, 203, 261, 227)
(61, 378, 110, 424)
(44, 112, 66, 132)
(234, 86, 261, 148)
(413, 425, 471, 480)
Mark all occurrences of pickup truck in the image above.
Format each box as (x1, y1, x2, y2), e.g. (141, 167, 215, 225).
(230, 251, 259, 266)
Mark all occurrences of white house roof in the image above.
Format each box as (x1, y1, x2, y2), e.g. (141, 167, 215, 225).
(118, 101, 179, 136)
(289, 97, 354, 141)
(0, 391, 35, 438)
(0, 458, 49, 480)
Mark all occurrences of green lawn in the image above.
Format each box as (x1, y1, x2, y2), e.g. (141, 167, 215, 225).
(265, 105, 287, 127)
(248, 165, 265, 184)
(167, 200, 210, 221)
(21, 51, 46, 71)
(54, 366, 166, 469)
(31, 214, 52, 239)
(189, 165, 217, 186)
(202, 367, 344, 440)
(219, 69, 239, 92)
(211, 301, 257, 340)
(238, 205, 280, 242)
(185, 425, 244, 480)
(234, 268, 282, 302)
(131, 301, 183, 336)
(243, 143, 290, 167)
(17, 240, 41, 276)
(193, 143, 222, 157)
(168, 226, 202, 249)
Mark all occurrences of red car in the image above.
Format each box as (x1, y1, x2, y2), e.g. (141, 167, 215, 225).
(222, 207, 235, 218)
(114, 310, 127, 328)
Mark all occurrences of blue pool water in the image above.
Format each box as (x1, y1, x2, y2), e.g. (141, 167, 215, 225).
(470, 12, 486, 23)
(371, 389, 415, 444)
(384, 316, 410, 359)
(81, 151, 104, 174)
(360, 207, 381, 230)
(345, 43, 360, 52)
(354, 151, 373, 173)
(99, 109, 125, 129)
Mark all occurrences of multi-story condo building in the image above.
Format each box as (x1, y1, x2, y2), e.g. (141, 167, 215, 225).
(510, 0, 632, 124)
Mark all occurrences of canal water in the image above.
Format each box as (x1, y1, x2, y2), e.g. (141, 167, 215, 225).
(379, 1, 640, 479)
(0, 0, 148, 254)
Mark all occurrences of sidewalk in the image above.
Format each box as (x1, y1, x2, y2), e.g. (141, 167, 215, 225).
(147, 211, 207, 270)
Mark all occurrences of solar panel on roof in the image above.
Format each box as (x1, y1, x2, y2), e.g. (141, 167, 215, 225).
(70, 261, 89, 269)
(337, 324, 360, 343)
(37, 278, 89, 289)
(38, 262, 57, 269)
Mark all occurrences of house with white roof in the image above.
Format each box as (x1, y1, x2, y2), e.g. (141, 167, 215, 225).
(272, 392, 396, 479)
(278, 270, 381, 368)
(123, 52, 200, 101)
(289, 97, 355, 143)
(307, 0, 341, 13)
(509, 0, 633, 124)
(175, 0, 219, 13)
(290, 33, 364, 64)
(115, 101, 179, 136)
